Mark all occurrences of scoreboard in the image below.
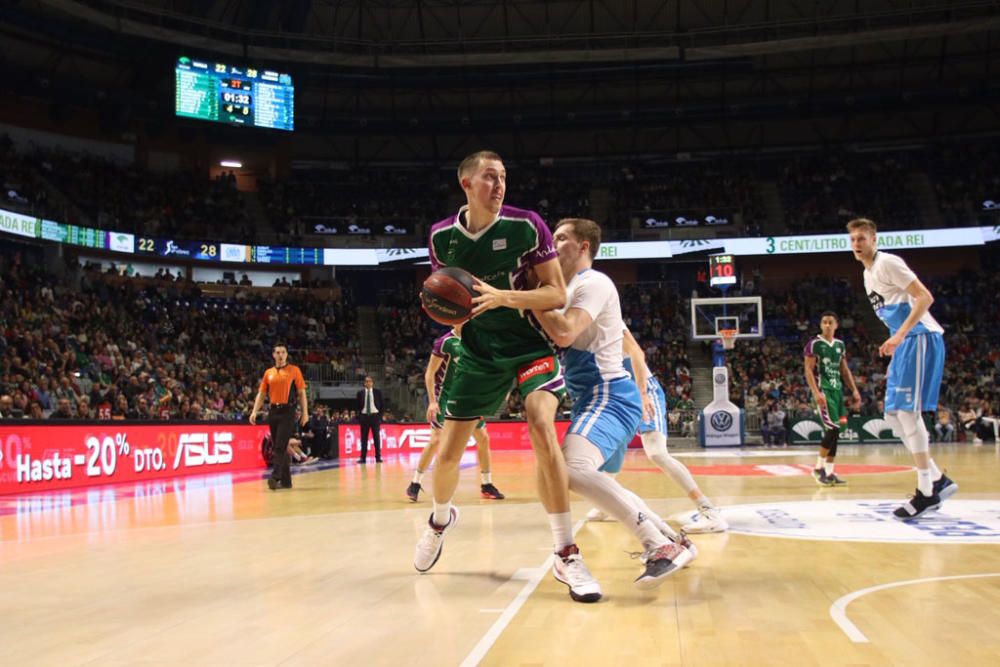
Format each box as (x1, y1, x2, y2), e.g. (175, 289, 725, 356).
(175, 57, 294, 131)
(709, 253, 737, 287)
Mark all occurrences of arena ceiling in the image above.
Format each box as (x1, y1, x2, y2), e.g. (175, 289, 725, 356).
(1, 1, 998, 159)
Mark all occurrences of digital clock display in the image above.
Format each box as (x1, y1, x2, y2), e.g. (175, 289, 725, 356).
(175, 57, 293, 131)
(709, 253, 737, 287)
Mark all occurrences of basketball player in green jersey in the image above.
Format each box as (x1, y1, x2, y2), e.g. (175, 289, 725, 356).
(414, 150, 601, 603)
(803, 311, 861, 486)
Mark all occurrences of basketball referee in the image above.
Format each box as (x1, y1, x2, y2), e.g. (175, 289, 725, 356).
(251, 343, 309, 490)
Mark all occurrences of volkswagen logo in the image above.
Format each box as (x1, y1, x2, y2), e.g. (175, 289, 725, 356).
(710, 411, 733, 431)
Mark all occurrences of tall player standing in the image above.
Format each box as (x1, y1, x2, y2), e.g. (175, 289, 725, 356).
(848, 218, 958, 518)
(803, 311, 861, 486)
(414, 151, 601, 603)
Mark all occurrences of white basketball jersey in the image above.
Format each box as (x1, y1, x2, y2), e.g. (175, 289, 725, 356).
(863, 251, 943, 337)
(560, 269, 630, 398)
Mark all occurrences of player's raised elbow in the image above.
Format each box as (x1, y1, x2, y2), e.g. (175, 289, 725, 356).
(551, 331, 575, 348)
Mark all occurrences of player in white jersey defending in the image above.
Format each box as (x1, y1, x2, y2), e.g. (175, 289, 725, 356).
(532, 218, 695, 590)
(584, 329, 728, 533)
(848, 218, 958, 519)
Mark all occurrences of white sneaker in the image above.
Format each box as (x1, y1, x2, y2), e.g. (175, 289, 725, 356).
(682, 507, 728, 534)
(552, 545, 602, 603)
(413, 506, 459, 573)
(585, 507, 613, 522)
(634, 542, 692, 590)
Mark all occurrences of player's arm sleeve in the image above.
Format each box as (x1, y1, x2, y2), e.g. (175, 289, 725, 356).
(526, 211, 558, 266)
(430, 335, 447, 358)
(881, 254, 919, 290)
(567, 272, 612, 320)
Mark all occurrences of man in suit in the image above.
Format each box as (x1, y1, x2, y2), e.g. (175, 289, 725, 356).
(356, 376, 384, 463)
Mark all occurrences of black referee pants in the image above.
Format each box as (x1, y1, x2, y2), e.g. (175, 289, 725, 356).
(268, 404, 296, 486)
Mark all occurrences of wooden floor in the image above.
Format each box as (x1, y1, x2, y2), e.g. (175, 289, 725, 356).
(2, 442, 1000, 666)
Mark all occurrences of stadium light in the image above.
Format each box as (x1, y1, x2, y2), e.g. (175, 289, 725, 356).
(220, 160, 242, 168)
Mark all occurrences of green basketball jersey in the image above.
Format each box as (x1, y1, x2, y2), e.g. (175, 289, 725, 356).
(804, 336, 846, 392)
(428, 204, 557, 359)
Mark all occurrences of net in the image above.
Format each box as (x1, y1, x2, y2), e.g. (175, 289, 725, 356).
(720, 329, 737, 350)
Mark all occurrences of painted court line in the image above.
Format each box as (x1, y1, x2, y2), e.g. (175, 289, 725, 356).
(460, 520, 585, 666)
(830, 572, 1000, 642)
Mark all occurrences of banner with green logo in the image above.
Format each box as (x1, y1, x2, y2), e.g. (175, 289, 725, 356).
(789, 416, 903, 444)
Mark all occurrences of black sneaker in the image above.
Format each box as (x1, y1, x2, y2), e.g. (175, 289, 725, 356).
(406, 482, 421, 502)
(933, 473, 958, 500)
(633, 542, 692, 590)
(267, 478, 279, 491)
(893, 489, 941, 519)
(812, 468, 830, 486)
(480, 483, 505, 500)
(826, 473, 847, 486)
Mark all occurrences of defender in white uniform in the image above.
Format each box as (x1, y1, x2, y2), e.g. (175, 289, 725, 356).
(849, 218, 957, 519)
(533, 218, 695, 591)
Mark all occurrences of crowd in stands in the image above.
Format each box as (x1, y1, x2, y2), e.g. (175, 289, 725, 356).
(928, 142, 1000, 227)
(5, 133, 997, 246)
(609, 162, 764, 237)
(777, 151, 922, 233)
(0, 247, 357, 422)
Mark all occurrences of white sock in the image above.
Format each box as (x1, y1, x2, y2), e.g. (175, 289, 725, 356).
(548, 512, 574, 551)
(816, 456, 825, 469)
(824, 461, 835, 475)
(917, 469, 933, 496)
(481, 471, 492, 485)
(412, 470, 424, 484)
(432, 500, 453, 528)
(928, 459, 942, 481)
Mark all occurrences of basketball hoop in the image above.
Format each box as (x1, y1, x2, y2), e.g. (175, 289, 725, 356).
(720, 329, 737, 350)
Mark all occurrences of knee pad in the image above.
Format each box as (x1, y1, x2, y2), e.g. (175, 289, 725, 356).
(884, 411, 903, 437)
(826, 430, 840, 458)
(895, 411, 930, 453)
(641, 431, 668, 461)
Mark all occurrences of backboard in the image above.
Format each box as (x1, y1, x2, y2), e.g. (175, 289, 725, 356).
(690, 296, 763, 341)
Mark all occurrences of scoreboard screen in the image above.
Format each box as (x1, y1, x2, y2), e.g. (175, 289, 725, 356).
(136, 237, 220, 261)
(175, 57, 294, 131)
(709, 253, 737, 287)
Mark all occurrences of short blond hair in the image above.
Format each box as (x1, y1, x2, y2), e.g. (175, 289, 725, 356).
(846, 218, 877, 235)
(556, 218, 602, 259)
(457, 150, 503, 185)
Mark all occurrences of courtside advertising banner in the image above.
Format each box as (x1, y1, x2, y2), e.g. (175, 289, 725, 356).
(0, 424, 270, 495)
(337, 421, 642, 458)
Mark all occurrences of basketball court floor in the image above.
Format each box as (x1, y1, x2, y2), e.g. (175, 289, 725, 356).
(2, 442, 999, 666)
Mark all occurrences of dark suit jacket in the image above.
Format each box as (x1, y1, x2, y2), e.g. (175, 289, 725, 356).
(357, 388, 384, 418)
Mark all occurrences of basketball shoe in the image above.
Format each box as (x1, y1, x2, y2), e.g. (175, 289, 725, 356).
(933, 473, 958, 500)
(406, 482, 421, 502)
(633, 541, 691, 589)
(585, 507, 612, 521)
(825, 473, 847, 486)
(812, 468, 830, 486)
(893, 489, 941, 519)
(413, 507, 459, 572)
(681, 507, 728, 533)
(552, 544, 602, 603)
(480, 483, 505, 500)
